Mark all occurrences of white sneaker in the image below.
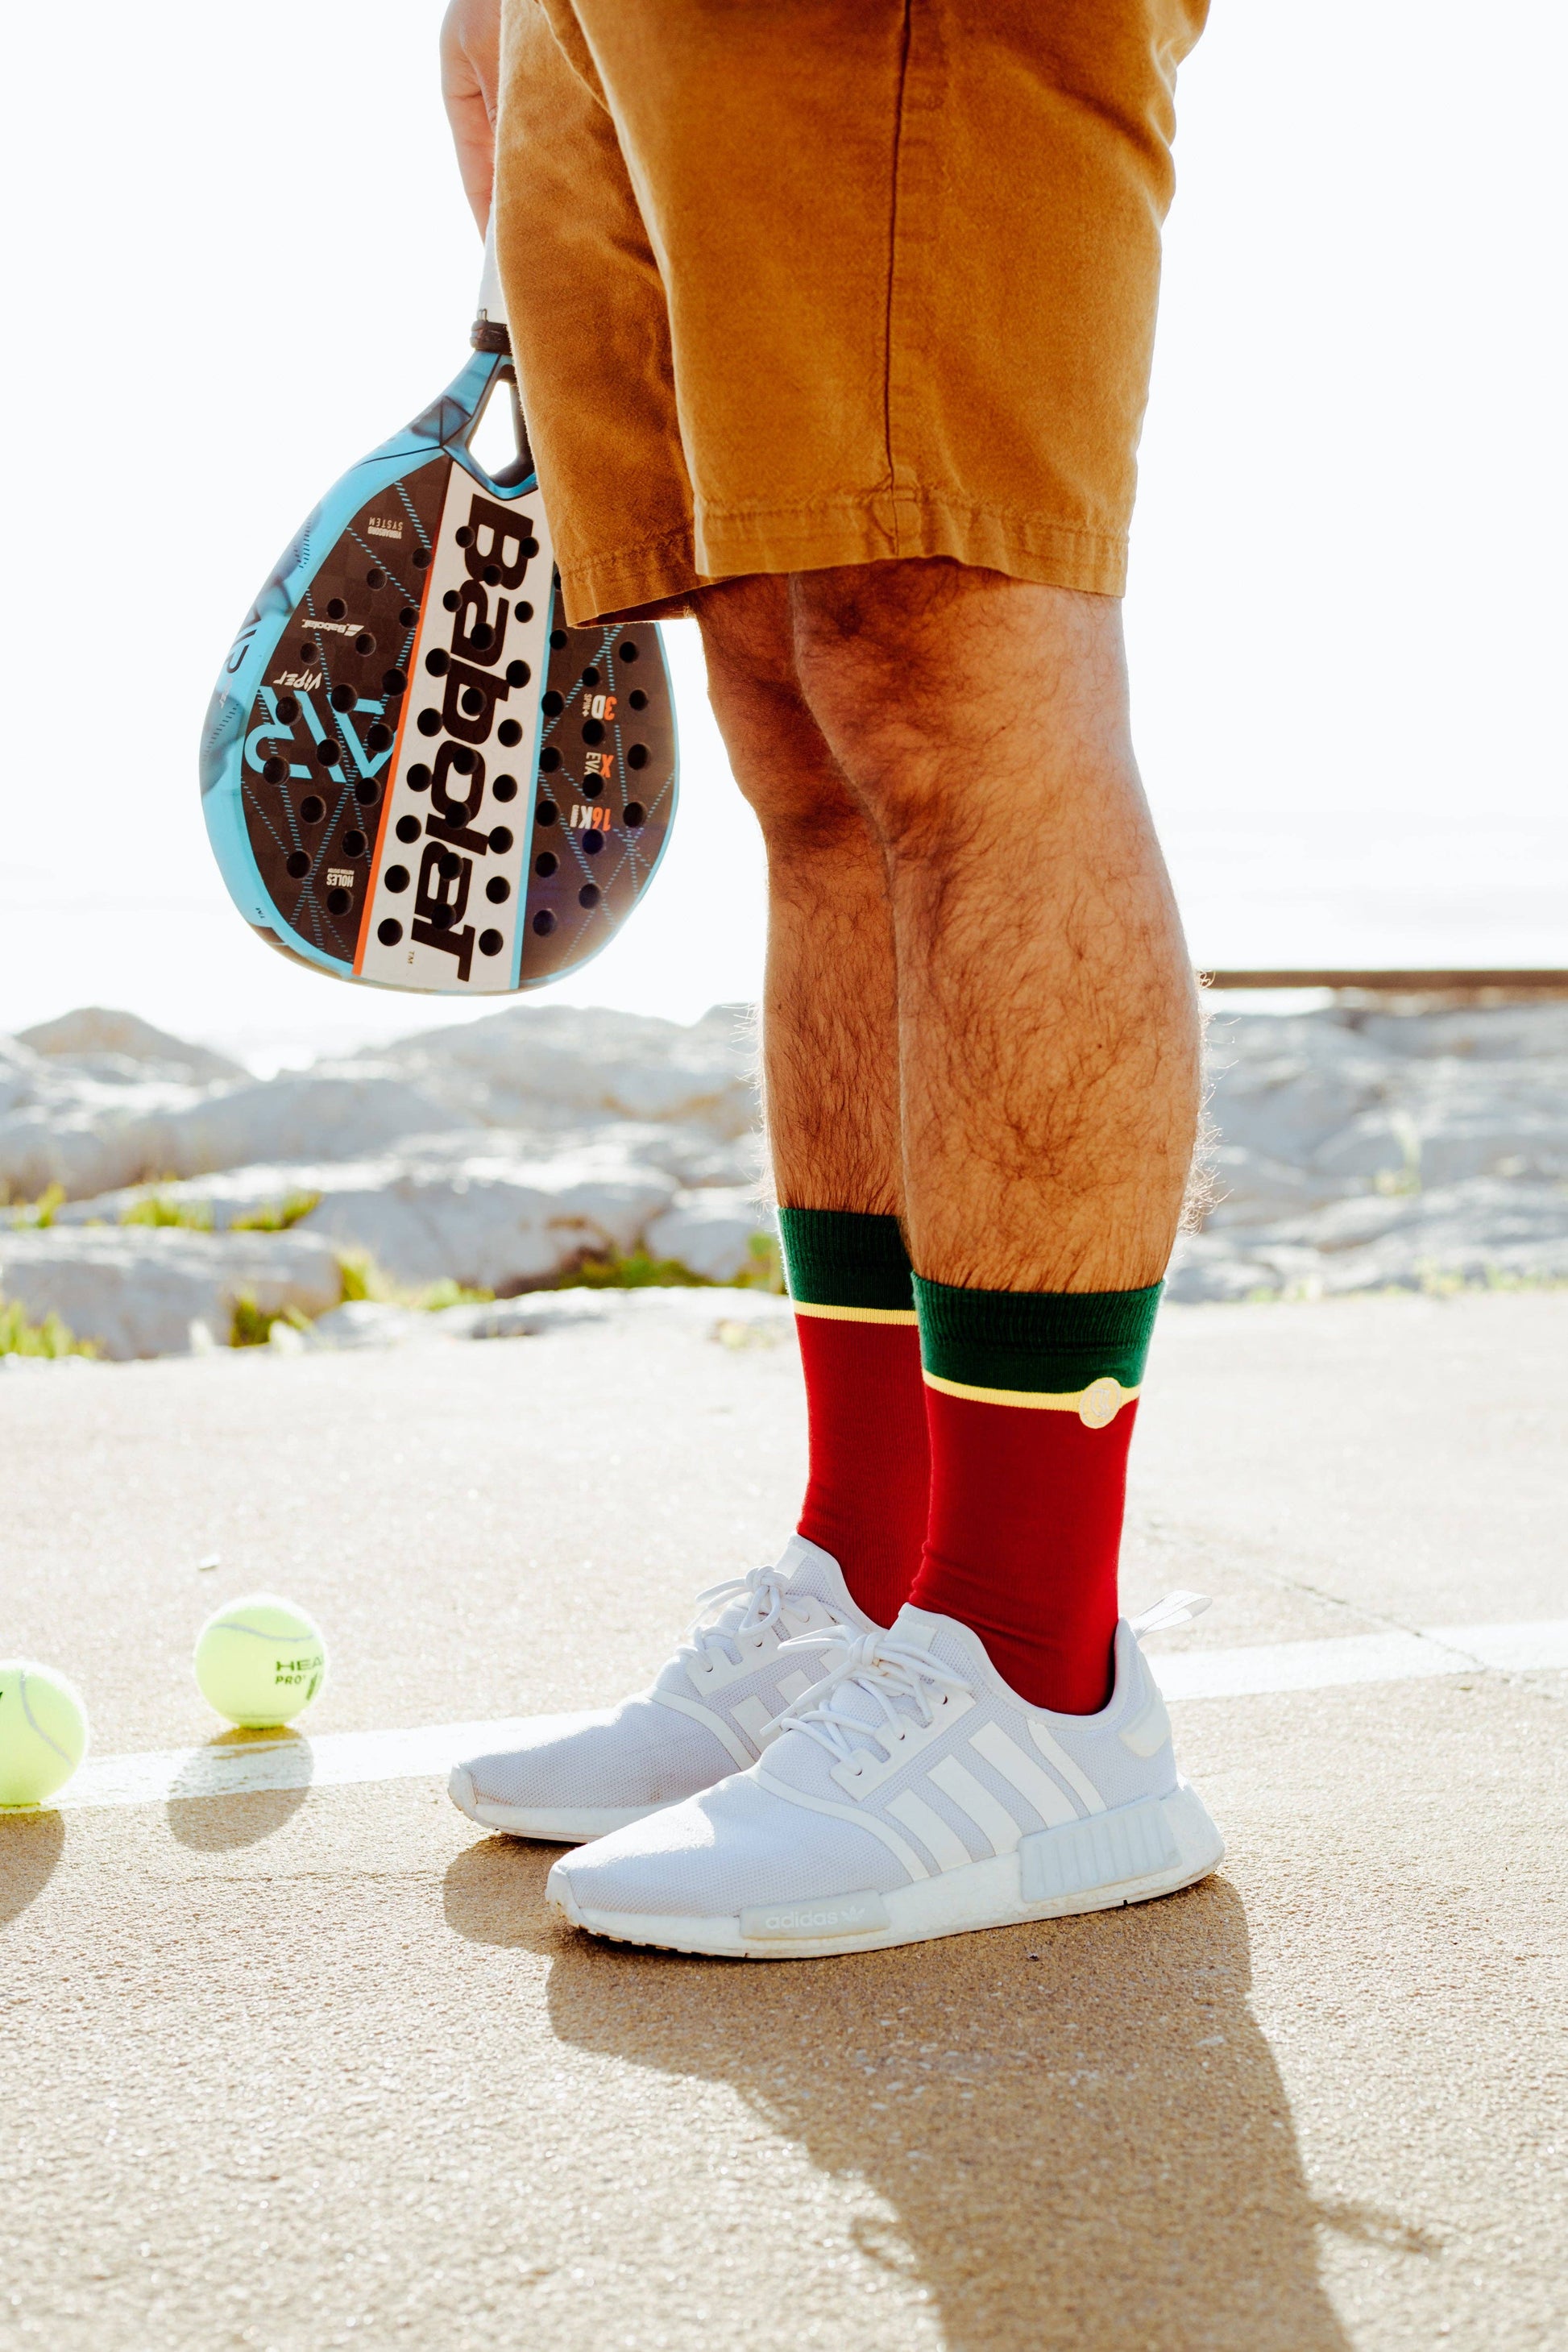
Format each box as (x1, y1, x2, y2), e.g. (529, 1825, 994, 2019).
(545, 1594, 1224, 1956)
(448, 1534, 878, 1842)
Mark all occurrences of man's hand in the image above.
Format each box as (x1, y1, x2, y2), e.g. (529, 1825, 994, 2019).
(441, 0, 502, 233)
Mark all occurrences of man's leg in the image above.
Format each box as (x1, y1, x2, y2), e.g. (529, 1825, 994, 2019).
(695, 581, 929, 1631)
(790, 559, 1202, 1711)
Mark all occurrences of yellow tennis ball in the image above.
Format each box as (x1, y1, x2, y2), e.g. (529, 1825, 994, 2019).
(193, 1595, 328, 1728)
(0, 1661, 89, 1807)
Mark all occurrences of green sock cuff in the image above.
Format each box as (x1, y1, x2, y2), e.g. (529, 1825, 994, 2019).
(912, 1275, 1164, 1395)
(777, 1209, 915, 1312)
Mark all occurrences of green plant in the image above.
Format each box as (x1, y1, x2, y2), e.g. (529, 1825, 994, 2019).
(732, 1230, 785, 1292)
(0, 1293, 94, 1358)
(334, 1250, 493, 1311)
(554, 1247, 711, 1290)
(417, 1276, 496, 1311)
(230, 1295, 312, 1348)
(11, 1183, 64, 1230)
(230, 1190, 322, 1233)
(118, 1192, 214, 1230)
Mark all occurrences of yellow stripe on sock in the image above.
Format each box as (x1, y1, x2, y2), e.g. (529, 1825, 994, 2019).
(922, 1370, 1139, 1427)
(791, 1300, 920, 1326)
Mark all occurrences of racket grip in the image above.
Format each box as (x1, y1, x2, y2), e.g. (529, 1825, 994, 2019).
(477, 211, 508, 334)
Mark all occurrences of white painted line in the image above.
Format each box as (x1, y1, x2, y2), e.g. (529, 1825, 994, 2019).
(1153, 1620, 1568, 1701)
(56, 1718, 537, 1812)
(36, 1620, 1568, 1814)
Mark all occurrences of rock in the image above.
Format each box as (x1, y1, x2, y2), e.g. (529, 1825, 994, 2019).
(0, 1229, 342, 1360)
(15, 1008, 248, 1085)
(343, 1000, 758, 1137)
(48, 1144, 677, 1292)
(644, 1188, 774, 1283)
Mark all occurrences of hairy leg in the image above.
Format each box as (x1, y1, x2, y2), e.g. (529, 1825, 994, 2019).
(694, 577, 902, 1217)
(789, 561, 1201, 1290)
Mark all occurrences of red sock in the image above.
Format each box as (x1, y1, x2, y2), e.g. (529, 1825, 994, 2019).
(907, 1276, 1163, 1713)
(778, 1209, 929, 1628)
(794, 1315, 931, 1628)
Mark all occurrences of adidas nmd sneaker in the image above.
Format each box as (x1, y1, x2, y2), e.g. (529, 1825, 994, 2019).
(448, 1535, 877, 1842)
(545, 1595, 1224, 1957)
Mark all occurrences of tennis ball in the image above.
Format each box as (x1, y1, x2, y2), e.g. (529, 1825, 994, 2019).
(0, 1661, 89, 1807)
(193, 1595, 328, 1728)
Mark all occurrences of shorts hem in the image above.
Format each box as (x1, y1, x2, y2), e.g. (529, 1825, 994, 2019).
(557, 525, 704, 628)
(697, 490, 1128, 599)
(556, 493, 1128, 624)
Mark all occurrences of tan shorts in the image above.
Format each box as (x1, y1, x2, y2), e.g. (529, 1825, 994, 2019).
(495, 0, 1208, 626)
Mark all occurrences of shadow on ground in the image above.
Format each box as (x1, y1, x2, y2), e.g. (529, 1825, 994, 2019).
(0, 1809, 64, 1923)
(164, 1730, 312, 1851)
(444, 1837, 1350, 2350)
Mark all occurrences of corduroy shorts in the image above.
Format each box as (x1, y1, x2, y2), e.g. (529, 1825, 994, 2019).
(495, 0, 1208, 626)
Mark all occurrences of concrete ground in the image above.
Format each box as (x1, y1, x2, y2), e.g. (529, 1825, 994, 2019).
(2, 1290, 1565, 2350)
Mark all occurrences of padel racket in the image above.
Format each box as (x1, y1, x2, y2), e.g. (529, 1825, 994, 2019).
(200, 230, 677, 993)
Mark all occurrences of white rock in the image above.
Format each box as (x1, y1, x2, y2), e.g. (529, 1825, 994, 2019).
(16, 1007, 248, 1085)
(0, 1229, 342, 1360)
(644, 1188, 774, 1284)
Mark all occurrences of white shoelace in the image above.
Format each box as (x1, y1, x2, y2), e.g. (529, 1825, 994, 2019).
(768, 1629, 974, 1768)
(672, 1563, 815, 1674)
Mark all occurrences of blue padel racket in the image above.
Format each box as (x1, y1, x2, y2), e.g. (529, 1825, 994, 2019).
(200, 233, 677, 993)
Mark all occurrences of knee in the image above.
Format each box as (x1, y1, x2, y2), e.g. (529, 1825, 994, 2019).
(695, 577, 876, 858)
(790, 560, 1129, 857)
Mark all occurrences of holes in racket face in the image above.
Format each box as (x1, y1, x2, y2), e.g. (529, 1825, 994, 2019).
(492, 775, 517, 803)
(326, 888, 351, 916)
(479, 928, 504, 957)
(579, 884, 601, 909)
(342, 830, 367, 859)
(533, 910, 556, 935)
(378, 919, 403, 945)
(285, 852, 310, 880)
(299, 795, 326, 824)
(534, 851, 558, 877)
(396, 815, 421, 844)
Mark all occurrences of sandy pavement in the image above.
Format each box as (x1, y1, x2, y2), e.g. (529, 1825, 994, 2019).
(2, 1291, 1566, 2350)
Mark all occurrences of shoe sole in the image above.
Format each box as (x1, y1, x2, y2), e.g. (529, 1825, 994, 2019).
(446, 1765, 660, 1844)
(546, 1782, 1225, 1958)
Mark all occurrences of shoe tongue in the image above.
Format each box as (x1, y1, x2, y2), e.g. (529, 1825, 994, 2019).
(774, 1533, 860, 1618)
(888, 1603, 991, 1681)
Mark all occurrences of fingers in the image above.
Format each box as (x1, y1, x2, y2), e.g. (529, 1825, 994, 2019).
(440, 0, 501, 233)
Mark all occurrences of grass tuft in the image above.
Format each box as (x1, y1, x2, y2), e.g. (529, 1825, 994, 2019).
(119, 1193, 214, 1230)
(230, 1190, 321, 1233)
(334, 1251, 492, 1311)
(10, 1183, 64, 1230)
(0, 1293, 95, 1358)
(554, 1248, 711, 1290)
(230, 1295, 312, 1348)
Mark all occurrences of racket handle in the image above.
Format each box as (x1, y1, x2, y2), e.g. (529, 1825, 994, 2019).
(477, 211, 508, 334)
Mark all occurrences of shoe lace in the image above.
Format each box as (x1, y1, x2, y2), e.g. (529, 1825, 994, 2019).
(766, 1628, 974, 1768)
(672, 1562, 815, 1672)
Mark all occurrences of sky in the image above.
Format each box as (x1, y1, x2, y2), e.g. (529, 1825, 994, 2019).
(1, 2, 1562, 1068)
